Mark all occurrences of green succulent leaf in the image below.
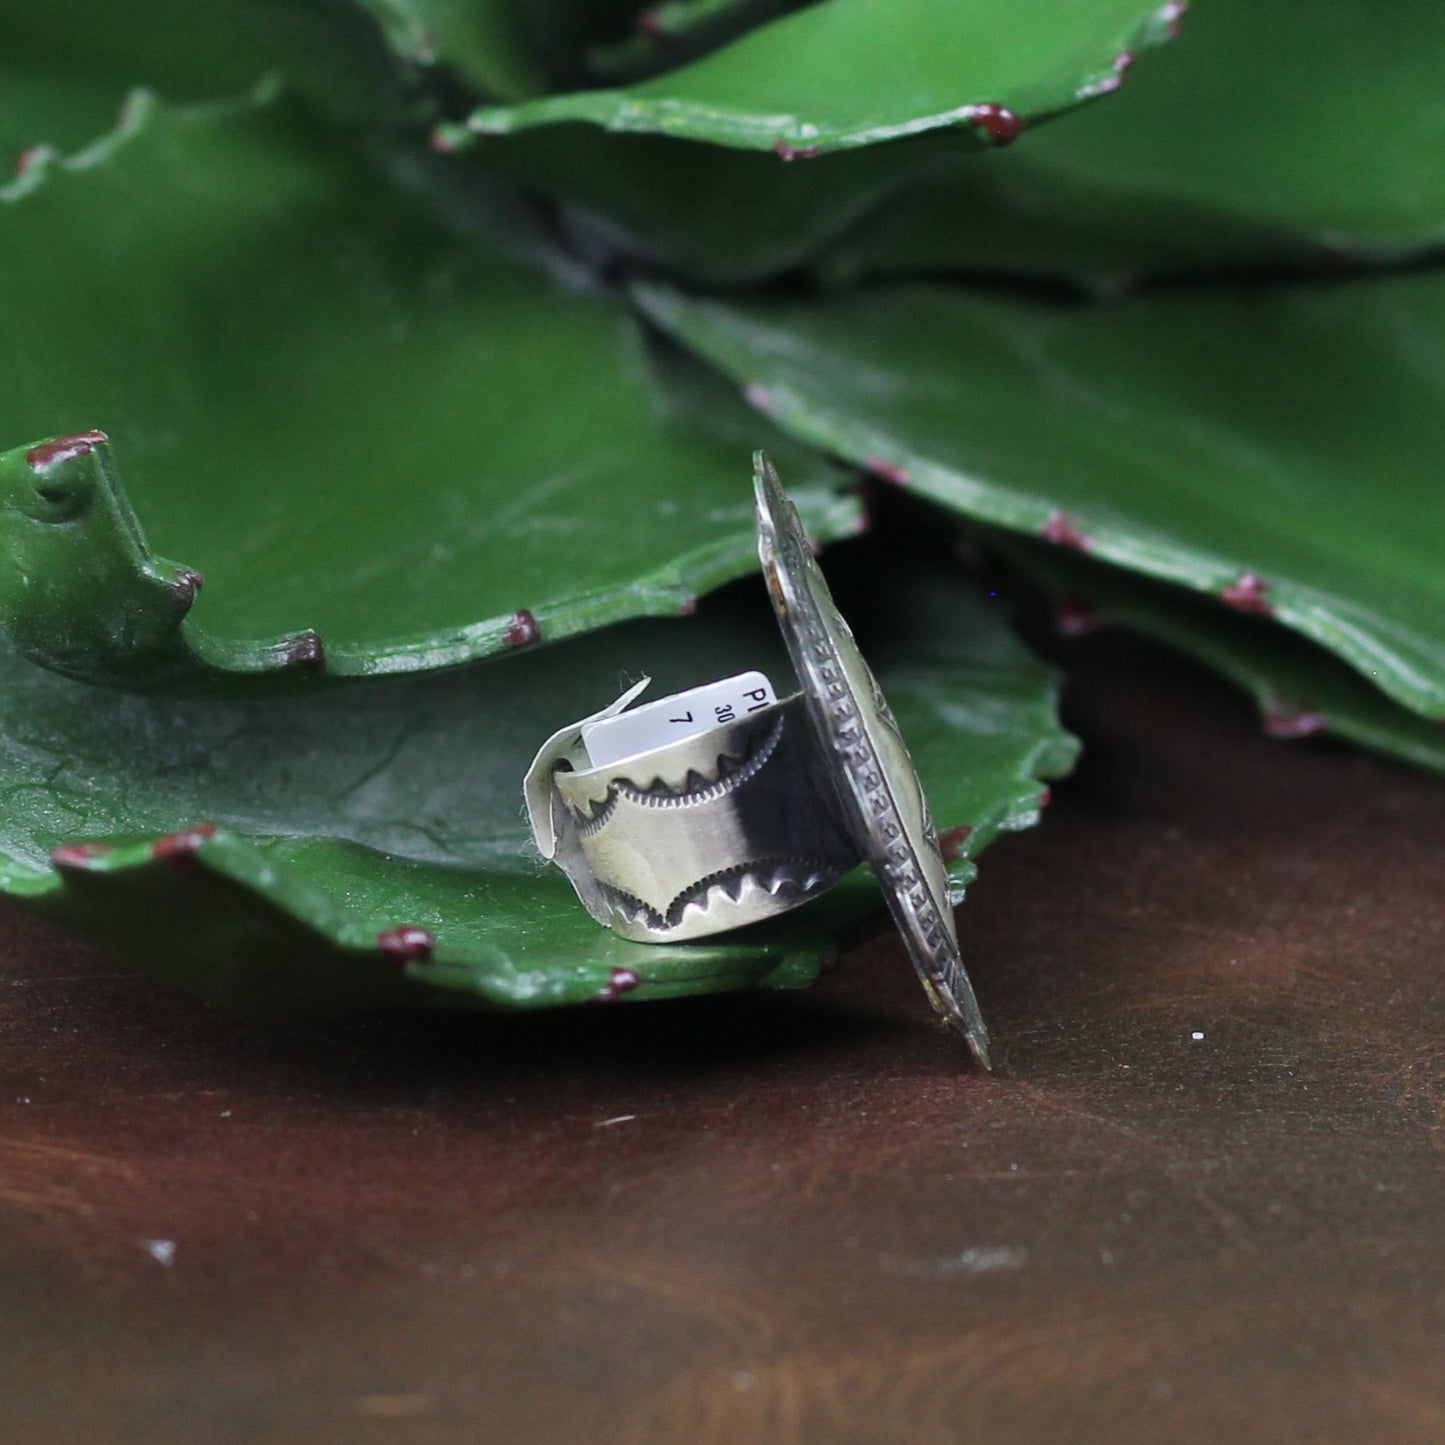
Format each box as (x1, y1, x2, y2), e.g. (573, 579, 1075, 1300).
(637, 272, 1445, 723)
(0, 548, 1076, 1012)
(451, 0, 1180, 155)
(815, 0, 1445, 290)
(0, 0, 272, 161)
(0, 87, 859, 691)
(437, 0, 1183, 287)
(993, 534, 1445, 780)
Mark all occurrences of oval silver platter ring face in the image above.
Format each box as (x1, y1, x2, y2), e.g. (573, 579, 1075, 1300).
(753, 452, 992, 1068)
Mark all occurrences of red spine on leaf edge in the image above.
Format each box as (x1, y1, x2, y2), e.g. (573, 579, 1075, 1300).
(596, 967, 641, 1002)
(378, 927, 436, 967)
(151, 823, 219, 866)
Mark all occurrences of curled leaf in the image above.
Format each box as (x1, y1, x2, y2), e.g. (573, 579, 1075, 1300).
(453, 0, 1181, 155)
(995, 534, 1445, 780)
(817, 0, 1445, 290)
(0, 88, 857, 691)
(637, 273, 1445, 722)
(0, 550, 1075, 1012)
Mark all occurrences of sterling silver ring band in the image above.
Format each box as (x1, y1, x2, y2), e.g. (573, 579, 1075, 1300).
(528, 692, 861, 943)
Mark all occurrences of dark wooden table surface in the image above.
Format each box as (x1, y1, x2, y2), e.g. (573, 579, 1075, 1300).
(3, 632, 1444, 1444)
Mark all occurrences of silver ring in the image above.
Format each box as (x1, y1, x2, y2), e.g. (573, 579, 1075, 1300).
(524, 453, 992, 1066)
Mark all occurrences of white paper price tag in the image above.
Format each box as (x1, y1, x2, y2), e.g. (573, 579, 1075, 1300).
(581, 670, 777, 768)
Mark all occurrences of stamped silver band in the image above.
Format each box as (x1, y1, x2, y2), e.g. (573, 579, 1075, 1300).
(526, 691, 861, 943)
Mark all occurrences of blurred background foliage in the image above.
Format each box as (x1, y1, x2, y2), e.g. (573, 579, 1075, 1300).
(0, 0, 1440, 1014)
